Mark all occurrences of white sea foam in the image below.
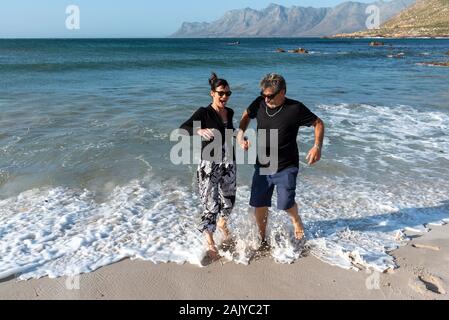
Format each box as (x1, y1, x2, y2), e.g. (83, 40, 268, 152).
(0, 174, 447, 280)
(317, 103, 449, 165)
(1, 103, 448, 279)
(0, 180, 204, 280)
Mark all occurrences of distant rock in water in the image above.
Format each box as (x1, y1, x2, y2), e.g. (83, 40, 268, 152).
(446, 50, 449, 55)
(171, 0, 414, 38)
(370, 41, 385, 47)
(422, 61, 449, 67)
(289, 48, 309, 54)
(276, 48, 286, 53)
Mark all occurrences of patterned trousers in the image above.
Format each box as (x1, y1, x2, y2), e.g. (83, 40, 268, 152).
(197, 160, 236, 233)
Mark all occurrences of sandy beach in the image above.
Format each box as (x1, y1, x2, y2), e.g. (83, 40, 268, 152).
(1, 224, 447, 300)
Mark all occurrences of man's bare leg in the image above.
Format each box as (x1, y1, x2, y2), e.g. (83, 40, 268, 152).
(255, 207, 269, 242)
(286, 203, 305, 240)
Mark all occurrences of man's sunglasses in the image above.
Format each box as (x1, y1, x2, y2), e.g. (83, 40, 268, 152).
(260, 90, 280, 100)
(214, 91, 232, 97)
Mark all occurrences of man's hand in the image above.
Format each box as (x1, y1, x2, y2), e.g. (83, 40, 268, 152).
(237, 111, 252, 151)
(306, 145, 322, 166)
(197, 129, 215, 141)
(307, 118, 325, 166)
(237, 130, 250, 151)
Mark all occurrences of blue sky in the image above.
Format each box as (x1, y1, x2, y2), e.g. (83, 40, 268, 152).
(0, 0, 376, 38)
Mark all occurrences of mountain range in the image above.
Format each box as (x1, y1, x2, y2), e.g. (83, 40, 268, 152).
(170, 0, 415, 38)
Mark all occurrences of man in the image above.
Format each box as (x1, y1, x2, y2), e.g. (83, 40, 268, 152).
(237, 73, 325, 243)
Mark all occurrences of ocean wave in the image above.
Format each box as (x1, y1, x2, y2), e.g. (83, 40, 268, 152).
(315, 103, 449, 166)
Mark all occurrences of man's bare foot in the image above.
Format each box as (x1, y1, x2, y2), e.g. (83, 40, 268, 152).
(293, 221, 305, 240)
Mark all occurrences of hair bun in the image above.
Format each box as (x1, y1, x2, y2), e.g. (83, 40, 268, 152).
(209, 72, 218, 86)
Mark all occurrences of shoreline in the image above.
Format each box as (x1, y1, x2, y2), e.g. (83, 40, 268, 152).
(326, 36, 449, 40)
(1, 224, 447, 300)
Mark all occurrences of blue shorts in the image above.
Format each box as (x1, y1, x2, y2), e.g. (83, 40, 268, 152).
(250, 166, 299, 210)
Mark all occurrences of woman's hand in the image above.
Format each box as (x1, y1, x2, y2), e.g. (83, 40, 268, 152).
(197, 129, 215, 141)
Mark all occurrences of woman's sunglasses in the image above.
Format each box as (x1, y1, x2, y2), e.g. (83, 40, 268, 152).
(214, 90, 232, 97)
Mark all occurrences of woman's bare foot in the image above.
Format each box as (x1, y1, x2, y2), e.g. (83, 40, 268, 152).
(207, 244, 221, 261)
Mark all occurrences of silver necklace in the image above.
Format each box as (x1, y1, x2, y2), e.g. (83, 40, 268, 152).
(265, 104, 284, 118)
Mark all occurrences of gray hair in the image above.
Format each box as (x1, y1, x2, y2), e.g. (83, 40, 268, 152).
(260, 73, 287, 93)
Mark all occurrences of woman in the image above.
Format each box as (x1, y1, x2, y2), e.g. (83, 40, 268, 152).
(180, 73, 236, 260)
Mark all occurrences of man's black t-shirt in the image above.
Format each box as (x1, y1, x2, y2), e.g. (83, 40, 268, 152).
(247, 96, 317, 172)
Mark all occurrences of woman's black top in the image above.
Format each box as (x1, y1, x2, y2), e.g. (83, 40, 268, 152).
(180, 104, 235, 161)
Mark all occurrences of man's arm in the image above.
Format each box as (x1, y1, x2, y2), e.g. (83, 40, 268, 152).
(237, 110, 252, 151)
(306, 117, 325, 165)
